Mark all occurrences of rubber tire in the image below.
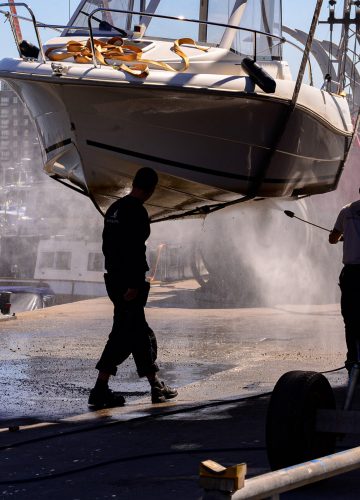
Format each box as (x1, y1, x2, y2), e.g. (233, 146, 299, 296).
(266, 370, 337, 470)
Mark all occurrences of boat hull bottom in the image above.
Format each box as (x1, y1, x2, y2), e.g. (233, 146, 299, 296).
(2, 76, 350, 218)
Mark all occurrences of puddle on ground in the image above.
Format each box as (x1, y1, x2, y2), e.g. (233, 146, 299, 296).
(0, 357, 234, 422)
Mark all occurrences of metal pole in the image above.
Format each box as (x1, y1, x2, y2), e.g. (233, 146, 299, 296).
(9, 0, 22, 41)
(338, 0, 352, 92)
(6, 11, 22, 56)
(291, 0, 323, 107)
(199, 0, 209, 42)
(228, 446, 360, 499)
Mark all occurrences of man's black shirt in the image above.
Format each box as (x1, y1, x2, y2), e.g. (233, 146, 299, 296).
(102, 195, 150, 287)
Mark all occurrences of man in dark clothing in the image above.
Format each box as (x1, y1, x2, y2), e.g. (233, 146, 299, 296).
(89, 167, 178, 407)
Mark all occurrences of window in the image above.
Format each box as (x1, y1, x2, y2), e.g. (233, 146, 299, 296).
(0, 151, 10, 159)
(40, 252, 55, 269)
(0, 97, 9, 105)
(12, 97, 18, 104)
(0, 109, 9, 116)
(39, 251, 71, 270)
(87, 252, 104, 272)
(1, 130, 9, 137)
(55, 252, 71, 270)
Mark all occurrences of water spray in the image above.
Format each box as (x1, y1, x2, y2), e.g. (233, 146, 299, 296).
(284, 210, 331, 233)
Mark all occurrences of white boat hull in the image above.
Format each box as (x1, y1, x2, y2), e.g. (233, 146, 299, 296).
(0, 59, 353, 218)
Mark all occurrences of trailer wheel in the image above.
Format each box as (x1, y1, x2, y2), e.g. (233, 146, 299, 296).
(266, 370, 336, 470)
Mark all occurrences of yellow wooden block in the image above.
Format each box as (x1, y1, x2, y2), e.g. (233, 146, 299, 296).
(199, 460, 247, 491)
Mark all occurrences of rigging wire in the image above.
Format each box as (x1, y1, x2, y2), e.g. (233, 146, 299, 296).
(328, 1, 334, 83)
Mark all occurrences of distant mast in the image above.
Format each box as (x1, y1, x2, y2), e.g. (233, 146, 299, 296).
(9, 0, 22, 42)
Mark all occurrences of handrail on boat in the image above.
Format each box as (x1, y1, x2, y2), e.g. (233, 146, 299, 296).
(87, 7, 286, 69)
(0, 2, 316, 92)
(0, 3, 288, 70)
(0, 2, 46, 62)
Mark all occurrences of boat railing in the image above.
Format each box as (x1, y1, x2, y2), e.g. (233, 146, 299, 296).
(0, 3, 285, 61)
(86, 8, 286, 67)
(0, 2, 46, 62)
(0, 2, 316, 90)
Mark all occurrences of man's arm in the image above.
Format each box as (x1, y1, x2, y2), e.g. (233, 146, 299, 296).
(329, 228, 342, 244)
(329, 207, 345, 244)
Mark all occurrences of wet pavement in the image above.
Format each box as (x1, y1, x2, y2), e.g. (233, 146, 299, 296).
(0, 280, 359, 499)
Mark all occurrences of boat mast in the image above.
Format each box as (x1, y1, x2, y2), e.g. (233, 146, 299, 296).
(8, 0, 22, 42)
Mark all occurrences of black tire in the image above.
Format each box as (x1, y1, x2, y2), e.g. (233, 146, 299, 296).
(266, 370, 337, 470)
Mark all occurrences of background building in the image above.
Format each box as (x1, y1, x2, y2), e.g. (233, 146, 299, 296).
(0, 80, 105, 286)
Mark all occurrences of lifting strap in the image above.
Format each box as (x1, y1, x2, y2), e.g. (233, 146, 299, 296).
(45, 36, 209, 78)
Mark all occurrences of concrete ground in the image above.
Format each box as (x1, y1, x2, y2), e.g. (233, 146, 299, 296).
(0, 280, 359, 499)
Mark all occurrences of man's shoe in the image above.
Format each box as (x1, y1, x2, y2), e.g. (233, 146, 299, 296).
(151, 381, 178, 404)
(88, 387, 125, 408)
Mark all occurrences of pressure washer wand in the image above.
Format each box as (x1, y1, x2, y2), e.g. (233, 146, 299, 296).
(284, 210, 331, 233)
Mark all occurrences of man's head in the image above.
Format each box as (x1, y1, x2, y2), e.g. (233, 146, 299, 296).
(131, 167, 158, 202)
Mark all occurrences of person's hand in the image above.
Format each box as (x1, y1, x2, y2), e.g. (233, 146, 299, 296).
(123, 288, 139, 301)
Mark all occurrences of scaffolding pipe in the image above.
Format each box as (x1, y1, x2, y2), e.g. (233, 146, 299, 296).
(208, 446, 360, 499)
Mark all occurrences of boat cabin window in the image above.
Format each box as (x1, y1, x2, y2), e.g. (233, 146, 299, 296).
(87, 252, 104, 272)
(65, 0, 146, 37)
(39, 251, 72, 270)
(65, 0, 282, 60)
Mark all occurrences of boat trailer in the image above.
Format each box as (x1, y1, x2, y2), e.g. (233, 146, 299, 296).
(266, 365, 360, 471)
(199, 364, 360, 499)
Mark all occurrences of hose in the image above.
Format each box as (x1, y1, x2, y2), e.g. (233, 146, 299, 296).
(0, 365, 346, 485)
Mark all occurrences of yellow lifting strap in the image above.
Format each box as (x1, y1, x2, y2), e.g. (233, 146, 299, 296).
(45, 36, 209, 78)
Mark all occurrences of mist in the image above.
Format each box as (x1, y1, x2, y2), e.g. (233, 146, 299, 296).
(151, 149, 359, 308)
(1, 77, 358, 309)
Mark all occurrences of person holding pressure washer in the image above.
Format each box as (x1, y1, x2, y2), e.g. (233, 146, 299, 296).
(88, 167, 178, 408)
(329, 193, 360, 374)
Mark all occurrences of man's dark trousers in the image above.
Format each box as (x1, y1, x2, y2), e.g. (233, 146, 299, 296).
(340, 265, 360, 370)
(96, 274, 159, 377)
